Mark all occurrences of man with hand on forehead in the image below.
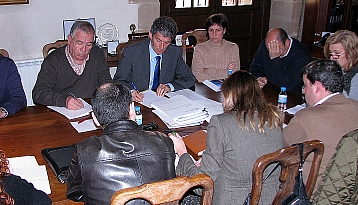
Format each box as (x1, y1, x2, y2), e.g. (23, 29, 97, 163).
(250, 28, 311, 94)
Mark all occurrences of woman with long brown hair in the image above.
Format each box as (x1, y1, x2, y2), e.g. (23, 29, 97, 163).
(170, 70, 284, 204)
(0, 150, 51, 205)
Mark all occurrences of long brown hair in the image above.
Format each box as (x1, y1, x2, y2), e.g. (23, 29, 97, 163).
(0, 150, 14, 205)
(221, 70, 283, 133)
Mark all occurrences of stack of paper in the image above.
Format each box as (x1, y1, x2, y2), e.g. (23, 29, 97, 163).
(7, 156, 51, 194)
(151, 95, 209, 128)
(47, 99, 97, 133)
(166, 89, 223, 122)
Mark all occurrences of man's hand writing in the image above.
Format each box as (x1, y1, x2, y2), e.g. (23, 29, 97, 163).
(66, 96, 84, 110)
(156, 84, 170, 96)
(131, 91, 144, 102)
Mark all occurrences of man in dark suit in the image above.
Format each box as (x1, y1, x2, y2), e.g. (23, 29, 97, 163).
(113, 16, 196, 102)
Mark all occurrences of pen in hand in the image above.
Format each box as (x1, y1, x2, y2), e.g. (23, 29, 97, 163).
(68, 92, 84, 109)
(131, 82, 139, 93)
(131, 82, 144, 102)
(69, 92, 78, 99)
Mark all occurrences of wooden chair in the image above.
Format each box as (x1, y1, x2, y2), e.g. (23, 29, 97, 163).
(110, 174, 214, 205)
(181, 29, 207, 63)
(43, 40, 68, 58)
(116, 38, 146, 62)
(249, 140, 324, 205)
(0, 48, 9, 57)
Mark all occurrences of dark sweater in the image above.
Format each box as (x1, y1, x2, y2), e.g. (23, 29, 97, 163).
(3, 174, 52, 205)
(250, 38, 311, 94)
(32, 45, 111, 107)
(0, 56, 27, 116)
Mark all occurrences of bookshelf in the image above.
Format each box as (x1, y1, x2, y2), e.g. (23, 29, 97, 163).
(301, 0, 358, 58)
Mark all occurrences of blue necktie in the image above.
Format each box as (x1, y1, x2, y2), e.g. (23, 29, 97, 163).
(152, 56, 161, 91)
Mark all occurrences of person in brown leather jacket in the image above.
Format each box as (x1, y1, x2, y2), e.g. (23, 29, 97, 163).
(66, 81, 176, 205)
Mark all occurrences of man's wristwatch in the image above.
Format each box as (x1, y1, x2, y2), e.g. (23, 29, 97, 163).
(0, 107, 8, 118)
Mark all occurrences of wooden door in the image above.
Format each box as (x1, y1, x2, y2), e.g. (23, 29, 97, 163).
(160, 0, 271, 70)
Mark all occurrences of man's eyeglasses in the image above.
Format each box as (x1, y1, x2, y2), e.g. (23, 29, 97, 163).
(328, 52, 345, 59)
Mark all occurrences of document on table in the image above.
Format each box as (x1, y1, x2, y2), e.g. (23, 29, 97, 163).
(286, 103, 306, 115)
(139, 90, 167, 108)
(166, 89, 223, 122)
(70, 119, 98, 133)
(203, 79, 222, 92)
(151, 95, 205, 121)
(153, 109, 202, 129)
(7, 156, 51, 194)
(48, 98, 92, 119)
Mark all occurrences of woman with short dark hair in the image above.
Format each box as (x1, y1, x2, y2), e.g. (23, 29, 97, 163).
(192, 13, 240, 82)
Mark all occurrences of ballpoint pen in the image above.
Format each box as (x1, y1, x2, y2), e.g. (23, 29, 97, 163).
(77, 113, 93, 124)
(69, 92, 78, 99)
(131, 82, 139, 92)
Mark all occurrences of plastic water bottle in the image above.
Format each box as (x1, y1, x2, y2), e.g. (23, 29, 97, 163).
(227, 69, 233, 77)
(135, 106, 142, 125)
(278, 87, 287, 112)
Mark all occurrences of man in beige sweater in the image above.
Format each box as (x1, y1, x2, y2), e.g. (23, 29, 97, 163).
(284, 59, 358, 191)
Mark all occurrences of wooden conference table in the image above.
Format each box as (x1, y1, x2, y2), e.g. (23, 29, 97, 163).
(0, 82, 303, 204)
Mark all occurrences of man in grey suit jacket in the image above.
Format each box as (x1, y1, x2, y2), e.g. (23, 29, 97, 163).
(114, 16, 195, 102)
(284, 59, 358, 192)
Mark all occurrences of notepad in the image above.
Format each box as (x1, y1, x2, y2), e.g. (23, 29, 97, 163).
(48, 98, 92, 120)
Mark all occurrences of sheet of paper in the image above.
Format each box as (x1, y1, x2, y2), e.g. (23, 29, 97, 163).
(138, 90, 167, 108)
(48, 98, 92, 119)
(70, 119, 98, 133)
(166, 89, 209, 102)
(7, 156, 38, 169)
(203, 79, 222, 92)
(286, 103, 306, 115)
(7, 156, 51, 194)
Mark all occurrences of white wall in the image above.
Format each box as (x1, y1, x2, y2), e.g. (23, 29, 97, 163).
(0, 0, 139, 61)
